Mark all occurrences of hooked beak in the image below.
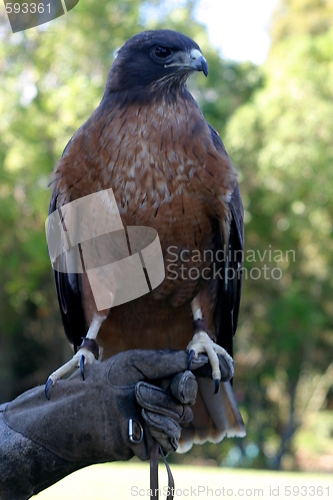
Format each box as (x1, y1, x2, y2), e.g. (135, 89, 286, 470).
(188, 49, 209, 77)
(164, 48, 209, 77)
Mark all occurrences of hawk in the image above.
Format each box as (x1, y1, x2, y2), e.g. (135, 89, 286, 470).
(46, 30, 245, 447)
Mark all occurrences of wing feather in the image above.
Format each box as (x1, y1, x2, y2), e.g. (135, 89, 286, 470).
(49, 167, 87, 352)
(209, 125, 244, 357)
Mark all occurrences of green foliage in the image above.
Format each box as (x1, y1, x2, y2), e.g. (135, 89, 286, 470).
(272, 0, 333, 42)
(225, 0, 333, 470)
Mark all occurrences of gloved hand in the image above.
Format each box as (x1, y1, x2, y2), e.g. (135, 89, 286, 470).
(0, 349, 205, 500)
(4, 349, 202, 462)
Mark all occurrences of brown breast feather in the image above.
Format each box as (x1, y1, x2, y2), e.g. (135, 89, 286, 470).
(53, 95, 237, 355)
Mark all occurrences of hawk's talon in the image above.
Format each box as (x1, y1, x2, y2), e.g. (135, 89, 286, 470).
(45, 347, 98, 395)
(187, 331, 229, 394)
(45, 378, 53, 400)
(80, 355, 85, 380)
(188, 350, 195, 370)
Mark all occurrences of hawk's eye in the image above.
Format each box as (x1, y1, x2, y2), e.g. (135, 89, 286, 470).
(154, 46, 172, 59)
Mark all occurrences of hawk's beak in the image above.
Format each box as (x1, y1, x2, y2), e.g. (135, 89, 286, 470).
(189, 49, 209, 77)
(164, 49, 209, 77)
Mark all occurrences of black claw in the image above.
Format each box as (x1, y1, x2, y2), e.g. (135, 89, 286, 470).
(214, 379, 220, 394)
(80, 355, 85, 380)
(45, 378, 52, 400)
(188, 350, 195, 370)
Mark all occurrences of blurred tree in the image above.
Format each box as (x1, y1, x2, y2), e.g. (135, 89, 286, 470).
(0, 0, 261, 410)
(224, 0, 333, 471)
(272, 0, 333, 42)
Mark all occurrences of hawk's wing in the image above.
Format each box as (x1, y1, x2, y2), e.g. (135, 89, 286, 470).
(209, 125, 244, 358)
(49, 155, 87, 353)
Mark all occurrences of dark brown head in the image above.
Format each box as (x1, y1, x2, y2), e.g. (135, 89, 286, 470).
(105, 30, 208, 97)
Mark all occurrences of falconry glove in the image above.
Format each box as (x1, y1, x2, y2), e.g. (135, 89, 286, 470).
(3, 349, 203, 462)
(0, 349, 216, 499)
(1, 349, 233, 499)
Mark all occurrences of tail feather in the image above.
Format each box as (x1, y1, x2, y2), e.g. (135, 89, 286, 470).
(178, 378, 245, 452)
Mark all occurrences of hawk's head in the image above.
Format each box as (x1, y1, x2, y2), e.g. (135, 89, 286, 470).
(105, 30, 208, 95)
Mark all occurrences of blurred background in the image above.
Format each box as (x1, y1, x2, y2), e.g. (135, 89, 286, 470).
(0, 0, 332, 473)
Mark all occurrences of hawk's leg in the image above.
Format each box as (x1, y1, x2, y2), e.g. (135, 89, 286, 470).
(45, 314, 106, 399)
(187, 297, 232, 394)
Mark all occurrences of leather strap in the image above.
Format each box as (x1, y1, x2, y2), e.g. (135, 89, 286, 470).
(150, 441, 174, 500)
(150, 441, 159, 499)
(192, 319, 216, 342)
(192, 318, 208, 333)
(79, 338, 99, 359)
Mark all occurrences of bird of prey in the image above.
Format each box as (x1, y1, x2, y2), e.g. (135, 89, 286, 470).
(46, 29, 245, 448)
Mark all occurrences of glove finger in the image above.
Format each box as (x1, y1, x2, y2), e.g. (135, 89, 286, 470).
(141, 410, 181, 453)
(178, 405, 193, 426)
(170, 370, 198, 405)
(108, 350, 208, 386)
(136, 382, 184, 420)
(148, 430, 177, 455)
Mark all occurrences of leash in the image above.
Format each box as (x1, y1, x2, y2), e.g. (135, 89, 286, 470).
(150, 441, 174, 500)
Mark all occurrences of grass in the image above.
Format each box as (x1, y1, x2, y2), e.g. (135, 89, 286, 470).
(34, 462, 333, 499)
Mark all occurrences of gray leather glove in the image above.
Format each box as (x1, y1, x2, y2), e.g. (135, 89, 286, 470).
(0, 349, 202, 500)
